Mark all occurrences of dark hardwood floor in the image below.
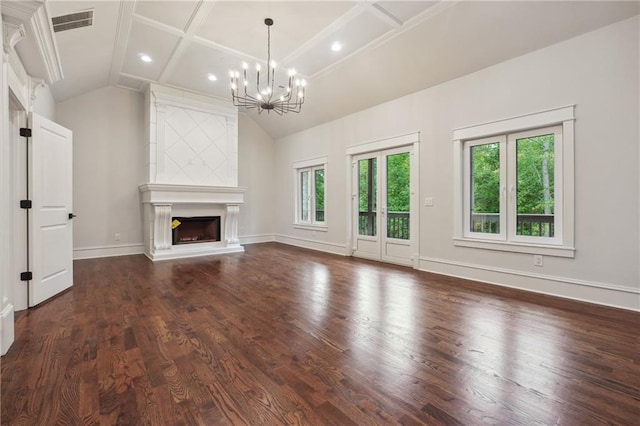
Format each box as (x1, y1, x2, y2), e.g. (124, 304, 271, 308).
(2, 242, 639, 425)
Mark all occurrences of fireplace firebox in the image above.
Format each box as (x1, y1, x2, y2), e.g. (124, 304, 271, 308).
(172, 216, 221, 245)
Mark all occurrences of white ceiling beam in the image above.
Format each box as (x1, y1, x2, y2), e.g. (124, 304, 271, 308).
(158, 1, 216, 83)
(191, 35, 262, 64)
(108, 0, 136, 86)
(280, 3, 367, 67)
(131, 13, 186, 38)
(365, 3, 403, 29)
(310, 0, 459, 81)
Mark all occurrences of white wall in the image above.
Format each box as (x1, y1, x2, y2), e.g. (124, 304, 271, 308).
(32, 84, 55, 121)
(237, 113, 275, 243)
(274, 16, 640, 310)
(56, 86, 146, 258)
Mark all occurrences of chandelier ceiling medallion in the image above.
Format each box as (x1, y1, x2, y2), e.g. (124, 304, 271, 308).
(230, 18, 306, 115)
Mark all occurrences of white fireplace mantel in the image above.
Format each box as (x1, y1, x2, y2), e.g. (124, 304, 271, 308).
(139, 183, 246, 204)
(139, 184, 247, 261)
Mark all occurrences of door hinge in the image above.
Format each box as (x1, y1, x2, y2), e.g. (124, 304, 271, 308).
(20, 271, 32, 281)
(20, 127, 32, 138)
(20, 199, 32, 209)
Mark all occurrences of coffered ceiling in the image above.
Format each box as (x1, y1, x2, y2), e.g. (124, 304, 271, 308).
(32, 1, 640, 138)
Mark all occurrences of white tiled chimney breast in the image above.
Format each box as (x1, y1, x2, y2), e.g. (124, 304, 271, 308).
(140, 84, 245, 261)
(147, 84, 238, 186)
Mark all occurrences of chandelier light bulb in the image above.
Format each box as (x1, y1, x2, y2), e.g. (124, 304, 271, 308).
(229, 18, 306, 115)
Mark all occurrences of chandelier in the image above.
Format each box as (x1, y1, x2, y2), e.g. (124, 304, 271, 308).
(230, 18, 306, 115)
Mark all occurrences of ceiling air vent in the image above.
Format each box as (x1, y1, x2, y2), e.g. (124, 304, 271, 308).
(52, 10, 94, 33)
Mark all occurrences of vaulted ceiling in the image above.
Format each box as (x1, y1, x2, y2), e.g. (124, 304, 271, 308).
(34, 1, 640, 138)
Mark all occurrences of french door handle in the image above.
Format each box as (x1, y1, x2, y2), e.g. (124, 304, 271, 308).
(68, 213, 77, 220)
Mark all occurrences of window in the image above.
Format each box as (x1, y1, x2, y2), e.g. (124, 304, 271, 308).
(294, 158, 326, 228)
(464, 126, 560, 244)
(453, 106, 574, 257)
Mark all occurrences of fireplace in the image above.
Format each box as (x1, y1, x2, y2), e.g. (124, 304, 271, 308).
(172, 216, 220, 245)
(139, 183, 246, 260)
(139, 85, 246, 261)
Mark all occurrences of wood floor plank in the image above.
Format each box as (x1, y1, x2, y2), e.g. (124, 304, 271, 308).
(2, 242, 639, 425)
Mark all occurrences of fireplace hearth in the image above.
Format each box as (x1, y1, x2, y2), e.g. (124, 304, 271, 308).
(172, 216, 221, 245)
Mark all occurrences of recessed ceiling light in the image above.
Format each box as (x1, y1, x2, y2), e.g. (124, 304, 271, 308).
(207, 73, 217, 82)
(139, 54, 152, 63)
(331, 41, 343, 52)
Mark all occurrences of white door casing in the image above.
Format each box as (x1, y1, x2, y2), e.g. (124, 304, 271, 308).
(29, 113, 73, 306)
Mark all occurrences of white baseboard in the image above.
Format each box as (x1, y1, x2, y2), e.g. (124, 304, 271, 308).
(275, 234, 349, 256)
(239, 234, 275, 244)
(73, 243, 145, 260)
(1, 302, 14, 356)
(419, 256, 640, 312)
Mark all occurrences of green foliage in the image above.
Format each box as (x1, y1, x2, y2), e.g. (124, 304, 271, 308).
(516, 135, 554, 214)
(314, 168, 325, 211)
(386, 153, 410, 212)
(471, 135, 554, 215)
(471, 143, 500, 213)
(358, 159, 377, 212)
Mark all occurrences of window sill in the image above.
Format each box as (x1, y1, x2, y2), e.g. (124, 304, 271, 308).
(453, 238, 575, 258)
(293, 224, 328, 232)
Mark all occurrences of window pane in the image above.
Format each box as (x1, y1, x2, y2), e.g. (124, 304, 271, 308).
(314, 168, 325, 222)
(516, 134, 555, 237)
(300, 170, 310, 222)
(386, 152, 410, 240)
(470, 143, 500, 234)
(358, 158, 377, 236)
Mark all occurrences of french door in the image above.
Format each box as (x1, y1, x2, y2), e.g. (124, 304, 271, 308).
(352, 146, 414, 266)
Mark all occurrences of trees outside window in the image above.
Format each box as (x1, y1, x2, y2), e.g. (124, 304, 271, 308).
(296, 164, 325, 226)
(463, 125, 562, 245)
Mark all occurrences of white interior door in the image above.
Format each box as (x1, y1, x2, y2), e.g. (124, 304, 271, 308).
(29, 113, 74, 306)
(352, 146, 414, 266)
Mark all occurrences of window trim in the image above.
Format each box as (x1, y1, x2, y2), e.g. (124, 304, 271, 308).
(453, 106, 575, 258)
(293, 157, 327, 228)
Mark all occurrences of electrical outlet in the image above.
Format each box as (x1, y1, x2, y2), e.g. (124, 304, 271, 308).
(533, 255, 543, 267)
(115, 233, 121, 241)
(424, 197, 434, 207)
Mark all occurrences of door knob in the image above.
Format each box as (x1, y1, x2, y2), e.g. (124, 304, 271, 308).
(68, 213, 77, 220)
